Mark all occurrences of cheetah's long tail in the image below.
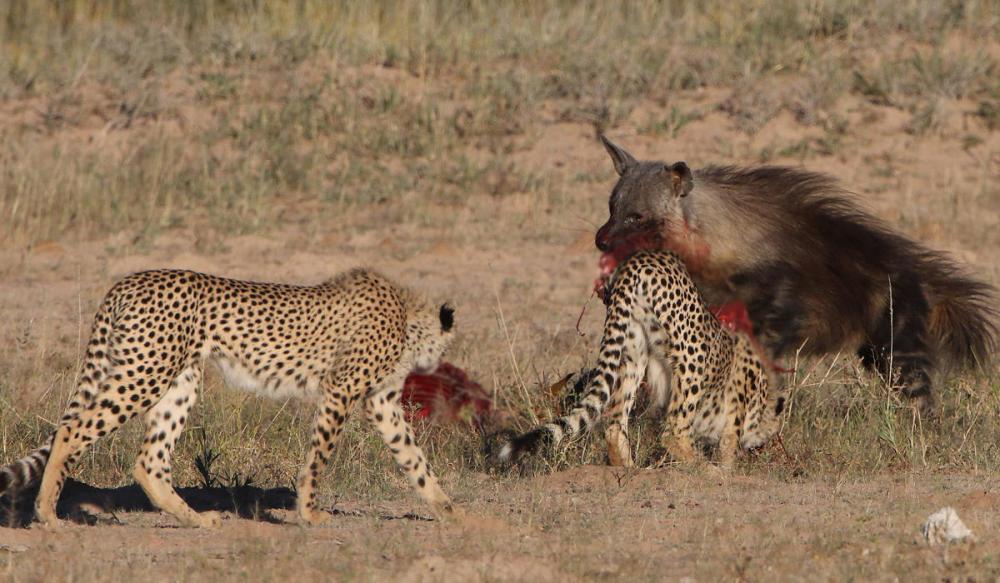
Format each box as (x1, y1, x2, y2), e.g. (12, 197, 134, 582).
(491, 369, 618, 465)
(0, 441, 52, 495)
(1, 286, 118, 499)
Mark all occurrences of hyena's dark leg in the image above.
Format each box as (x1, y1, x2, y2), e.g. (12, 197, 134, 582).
(858, 271, 933, 402)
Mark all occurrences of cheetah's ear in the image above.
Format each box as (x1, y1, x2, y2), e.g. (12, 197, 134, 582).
(665, 162, 693, 198)
(439, 304, 455, 333)
(600, 135, 638, 176)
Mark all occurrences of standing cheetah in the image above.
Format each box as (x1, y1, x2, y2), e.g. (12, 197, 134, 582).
(493, 249, 786, 468)
(0, 268, 457, 527)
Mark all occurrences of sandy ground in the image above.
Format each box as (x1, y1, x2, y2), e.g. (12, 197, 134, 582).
(1, 467, 999, 581)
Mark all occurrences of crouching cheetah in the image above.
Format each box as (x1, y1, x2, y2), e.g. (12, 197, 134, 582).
(0, 268, 457, 527)
(493, 249, 786, 468)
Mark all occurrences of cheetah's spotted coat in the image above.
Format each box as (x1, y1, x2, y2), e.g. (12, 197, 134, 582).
(0, 268, 456, 527)
(495, 249, 786, 467)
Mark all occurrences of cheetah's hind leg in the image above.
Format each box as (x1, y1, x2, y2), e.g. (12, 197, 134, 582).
(35, 422, 90, 528)
(656, 425, 698, 467)
(132, 364, 222, 528)
(35, 351, 158, 526)
(604, 344, 647, 468)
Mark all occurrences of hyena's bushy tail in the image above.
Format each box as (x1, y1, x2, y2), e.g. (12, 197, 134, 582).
(919, 252, 999, 370)
(0, 441, 52, 495)
(491, 370, 613, 465)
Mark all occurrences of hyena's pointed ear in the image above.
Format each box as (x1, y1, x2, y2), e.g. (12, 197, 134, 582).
(599, 135, 638, 176)
(439, 304, 455, 333)
(665, 162, 693, 197)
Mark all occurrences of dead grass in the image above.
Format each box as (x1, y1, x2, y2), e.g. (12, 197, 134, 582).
(3, 1, 999, 245)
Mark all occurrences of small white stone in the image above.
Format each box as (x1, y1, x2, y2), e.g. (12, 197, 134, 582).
(921, 507, 973, 545)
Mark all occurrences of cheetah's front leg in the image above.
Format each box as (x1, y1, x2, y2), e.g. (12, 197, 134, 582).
(365, 389, 454, 519)
(716, 425, 741, 469)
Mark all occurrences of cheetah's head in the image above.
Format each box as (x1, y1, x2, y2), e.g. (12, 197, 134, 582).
(409, 303, 456, 373)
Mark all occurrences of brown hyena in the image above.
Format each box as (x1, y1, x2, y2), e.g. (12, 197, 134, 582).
(593, 136, 998, 406)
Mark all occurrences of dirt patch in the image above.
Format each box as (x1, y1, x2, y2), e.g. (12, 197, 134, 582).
(1, 469, 997, 581)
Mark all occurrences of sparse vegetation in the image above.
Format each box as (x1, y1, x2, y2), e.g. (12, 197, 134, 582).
(3, 0, 999, 244)
(1, 1, 999, 581)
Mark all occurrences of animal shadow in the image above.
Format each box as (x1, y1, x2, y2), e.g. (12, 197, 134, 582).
(0, 480, 437, 528)
(0, 478, 296, 528)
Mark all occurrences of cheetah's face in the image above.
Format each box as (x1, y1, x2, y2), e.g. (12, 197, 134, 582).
(751, 393, 786, 448)
(409, 304, 456, 373)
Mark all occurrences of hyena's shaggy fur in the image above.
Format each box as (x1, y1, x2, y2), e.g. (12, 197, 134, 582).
(595, 136, 998, 404)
